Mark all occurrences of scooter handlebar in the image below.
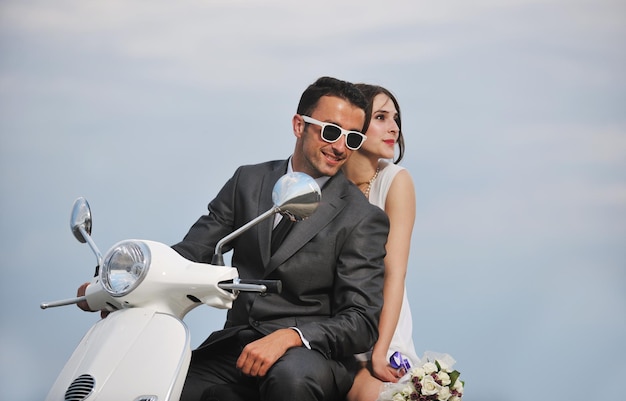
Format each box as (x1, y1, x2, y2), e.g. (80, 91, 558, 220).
(40, 295, 87, 309)
(218, 279, 282, 294)
(240, 279, 282, 294)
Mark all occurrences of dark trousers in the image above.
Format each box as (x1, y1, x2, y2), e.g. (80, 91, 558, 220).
(180, 329, 353, 401)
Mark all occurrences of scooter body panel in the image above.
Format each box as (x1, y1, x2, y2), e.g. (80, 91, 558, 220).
(45, 307, 191, 401)
(44, 184, 309, 400)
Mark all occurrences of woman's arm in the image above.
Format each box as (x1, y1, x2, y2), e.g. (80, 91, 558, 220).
(371, 169, 416, 382)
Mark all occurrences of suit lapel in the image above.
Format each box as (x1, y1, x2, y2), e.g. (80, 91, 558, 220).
(258, 161, 290, 266)
(265, 172, 349, 275)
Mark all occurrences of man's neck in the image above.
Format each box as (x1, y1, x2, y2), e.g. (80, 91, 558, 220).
(288, 156, 330, 189)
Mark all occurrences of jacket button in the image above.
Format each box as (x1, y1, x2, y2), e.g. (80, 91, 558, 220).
(252, 320, 260, 327)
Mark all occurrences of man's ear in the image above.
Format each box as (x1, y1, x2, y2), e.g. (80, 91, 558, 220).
(292, 114, 305, 138)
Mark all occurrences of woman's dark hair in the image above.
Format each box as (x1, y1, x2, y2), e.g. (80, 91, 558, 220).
(297, 77, 369, 133)
(354, 83, 405, 164)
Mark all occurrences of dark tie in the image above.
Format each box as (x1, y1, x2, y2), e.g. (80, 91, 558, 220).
(271, 216, 294, 254)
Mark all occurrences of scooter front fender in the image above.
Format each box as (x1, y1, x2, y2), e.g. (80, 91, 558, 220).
(46, 308, 191, 401)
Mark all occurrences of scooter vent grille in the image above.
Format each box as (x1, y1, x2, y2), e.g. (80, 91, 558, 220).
(64, 374, 95, 401)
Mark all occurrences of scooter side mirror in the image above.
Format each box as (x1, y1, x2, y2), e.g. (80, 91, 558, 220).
(70, 197, 103, 267)
(212, 172, 321, 265)
(272, 172, 321, 221)
(70, 197, 93, 243)
(41, 197, 103, 309)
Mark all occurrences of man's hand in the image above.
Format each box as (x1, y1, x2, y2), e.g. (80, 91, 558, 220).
(236, 328, 302, 377)
(76, 282, 91, 311)
(76, 282, 109, 319)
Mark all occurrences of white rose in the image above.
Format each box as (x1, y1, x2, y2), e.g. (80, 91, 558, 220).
(409, 367, 425, 378)
(437, 386, 451, 401)
(392, 393, 405, 401)
(400, 385, 413, 397)
(453, 379, 464, 394)
(437, 371, 451, 386)
(421, 376, 441, 396)
(423, 362, 438, 374)
(449, 396, 461, 401)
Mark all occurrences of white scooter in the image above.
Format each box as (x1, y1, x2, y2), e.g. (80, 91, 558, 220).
(41, 172, 321, 401)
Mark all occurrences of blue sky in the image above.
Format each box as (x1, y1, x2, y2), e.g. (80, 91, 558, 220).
(1, 1, 624, 400)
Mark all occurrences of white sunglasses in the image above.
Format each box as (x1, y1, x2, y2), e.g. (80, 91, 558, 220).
(301, 115, 367, 150)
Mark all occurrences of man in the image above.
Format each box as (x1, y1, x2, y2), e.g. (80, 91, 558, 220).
(85, 77, 389, 401)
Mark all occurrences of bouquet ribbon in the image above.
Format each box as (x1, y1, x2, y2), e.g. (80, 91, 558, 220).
(389, 351, 411, 373)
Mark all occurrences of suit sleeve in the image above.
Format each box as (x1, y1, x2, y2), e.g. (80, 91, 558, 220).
(171, 167, 242, 263)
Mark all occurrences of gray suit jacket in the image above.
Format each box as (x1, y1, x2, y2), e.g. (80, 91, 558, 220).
(172, 159, 389, 361)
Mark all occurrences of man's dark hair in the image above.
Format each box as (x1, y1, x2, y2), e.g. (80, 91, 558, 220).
(297, 77, 369, 132)
(354, 83, 405, 164)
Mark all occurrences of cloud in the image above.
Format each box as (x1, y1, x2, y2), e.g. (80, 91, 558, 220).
(9, 0, 623, 91)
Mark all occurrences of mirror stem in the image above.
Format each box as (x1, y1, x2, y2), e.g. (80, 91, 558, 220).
(80, 226, 103, 267)
(212, 207, 278, 265)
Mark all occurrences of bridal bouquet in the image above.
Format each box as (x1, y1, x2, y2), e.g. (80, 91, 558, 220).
(377, 352, 464, 401)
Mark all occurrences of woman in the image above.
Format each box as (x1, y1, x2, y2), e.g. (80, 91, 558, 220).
(343, 84, 418, 401)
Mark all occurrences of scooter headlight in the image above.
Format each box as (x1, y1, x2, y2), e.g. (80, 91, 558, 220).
(101, 241, 151, 297)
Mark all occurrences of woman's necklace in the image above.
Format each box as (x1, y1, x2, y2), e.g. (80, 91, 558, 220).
(359, 167, 380, 199)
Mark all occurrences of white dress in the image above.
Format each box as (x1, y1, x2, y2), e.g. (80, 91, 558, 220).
(368, 160, 419, 367)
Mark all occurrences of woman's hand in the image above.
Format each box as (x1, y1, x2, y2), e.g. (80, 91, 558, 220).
(371, 351, 400, 383)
